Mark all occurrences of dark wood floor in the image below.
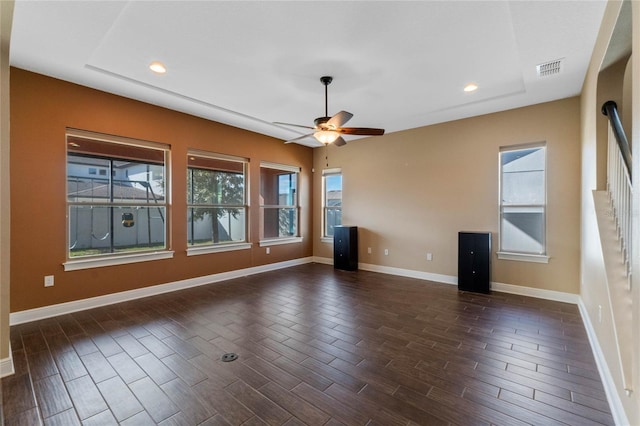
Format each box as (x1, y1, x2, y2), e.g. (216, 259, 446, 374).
(1, 263, 614, 425)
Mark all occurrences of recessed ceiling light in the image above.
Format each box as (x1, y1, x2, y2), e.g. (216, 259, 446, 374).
(149, 61, 167, 74)
(464, 83, 478, 92)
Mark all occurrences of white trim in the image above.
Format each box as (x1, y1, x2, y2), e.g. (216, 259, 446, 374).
(497, 251, 550, 264)
(314, 256, 578, 303)
(187, 243, 252, 256)
(322, 167, 341, 176)
(259, 237, 303, 247)
(259, 161, 300, 173)
(67, 128, 170, 151)
(312, 256, 332, 265)
(63, 251, 174, 271)
(12, 257, 313, 326)
(320, 237, 333, 244)
(0, 345, 14, 378)
(358, 261, 458, 285)
(187, 149, 248, 163)
(577, 300, 630, 426)
(491, 281, 578, 304)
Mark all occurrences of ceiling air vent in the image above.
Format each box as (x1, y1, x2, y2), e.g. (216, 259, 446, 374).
(536, 59, 563, 78)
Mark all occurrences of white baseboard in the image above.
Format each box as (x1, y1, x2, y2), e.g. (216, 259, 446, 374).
(314, 256, 579, 304)
(577, 300, 629, 426)
(12, 257, 581, 325)
(10, 257, 314, 326)
(490, 281, 580, 304)
(311, 256, 333, 265)
(358, 261, 458, 285)
(0, 345, 13, 378)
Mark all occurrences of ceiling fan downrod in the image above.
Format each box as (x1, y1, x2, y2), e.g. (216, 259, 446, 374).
(320, 76, 332, 118)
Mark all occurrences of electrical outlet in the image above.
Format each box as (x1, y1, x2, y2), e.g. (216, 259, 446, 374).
(44, 275, 54, 287)
(266, 247, 270, 254)
(367, 247, 372, 254)
(384, 249, 389, 256)
(427, 253, 433, 261)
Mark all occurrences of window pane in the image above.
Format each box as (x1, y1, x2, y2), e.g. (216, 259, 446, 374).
(261, 167, 297, 207)
(67, 155, 165, 204)
(325, 207, 342, 237)
(67, 134, 169, 259)
(325, 175, 342, 207)
(261, 207, 298, 238)
(69, 205, 166, 257)
(260, 165, 299, 240)
(187, 207, 246, 246)
(502, 169, 544, 205)
(501, 147, 544, 205)
(501, 206, 545, 254)
(278, 173, 296, 206)
(324, 172, 343, 237)
(499, 146, 546, 255)
(188, 158, 245, 206)
(187, 155, 247, 247)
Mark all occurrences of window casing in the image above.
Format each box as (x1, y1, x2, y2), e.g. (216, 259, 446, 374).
(322, 168, 342, 238)
(498, 144, 549, 263)
(66, 130, 170, 266)
(187, 151, 249, 254)
(260, 162, 301, 243)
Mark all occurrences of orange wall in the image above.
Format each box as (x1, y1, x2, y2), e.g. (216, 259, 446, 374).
(10, 68, 313, 312)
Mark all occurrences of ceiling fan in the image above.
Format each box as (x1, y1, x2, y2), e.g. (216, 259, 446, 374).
(275, 76, 385, 147)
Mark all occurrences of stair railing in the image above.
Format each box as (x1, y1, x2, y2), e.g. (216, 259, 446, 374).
(602, 101, 632, 284)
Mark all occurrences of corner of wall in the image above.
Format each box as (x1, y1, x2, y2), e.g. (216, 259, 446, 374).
(0, 0, 14, 368)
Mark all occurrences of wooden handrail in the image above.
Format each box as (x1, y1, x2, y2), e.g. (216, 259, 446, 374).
(602, 100, 632, 178)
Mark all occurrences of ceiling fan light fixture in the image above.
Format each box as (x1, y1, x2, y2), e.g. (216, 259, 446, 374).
(314, 130, 340, 144)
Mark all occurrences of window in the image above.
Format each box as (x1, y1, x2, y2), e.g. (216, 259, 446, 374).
(323, 168, 342, 238)
(260, 162, 301, 244)
(187, 151, 249, 254)
(66, 129, 170, 268)
(498, 144, 549, 263)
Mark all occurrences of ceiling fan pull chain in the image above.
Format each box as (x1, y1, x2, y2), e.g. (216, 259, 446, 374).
(325, 143, 329, 167)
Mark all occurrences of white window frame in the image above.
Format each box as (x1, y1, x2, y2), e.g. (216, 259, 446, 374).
(64, 129, 173, 271)
(186, 150, 251, 256)
(497, 142, 549, 263)
(259, 161, 302, 246)
(321, 168, 342, 243)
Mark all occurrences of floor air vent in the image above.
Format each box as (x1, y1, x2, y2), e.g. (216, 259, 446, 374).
(536, 59, 563, 78)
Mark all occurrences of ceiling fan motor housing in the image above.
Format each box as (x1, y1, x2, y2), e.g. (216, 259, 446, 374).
(314, 116, 332, 128)
(276, 75, 384, 146)
(320, 76, 333, 86)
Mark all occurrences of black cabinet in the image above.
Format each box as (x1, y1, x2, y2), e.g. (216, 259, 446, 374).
(334, 226, 358, 271)
(458, 232, 491, 293)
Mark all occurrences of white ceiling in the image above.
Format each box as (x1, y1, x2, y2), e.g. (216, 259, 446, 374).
(10, 1, 607, 147)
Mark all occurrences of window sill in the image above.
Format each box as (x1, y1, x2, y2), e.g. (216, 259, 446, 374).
(187, 242, 252, 256)
(496, 251, 549, 264)
(63, 251, 175, 271)
(321, 237, 333, 244)
(259, 237, 303, 247)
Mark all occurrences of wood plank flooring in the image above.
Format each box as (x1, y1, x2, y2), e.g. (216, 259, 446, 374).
(0, 263, 614, 425)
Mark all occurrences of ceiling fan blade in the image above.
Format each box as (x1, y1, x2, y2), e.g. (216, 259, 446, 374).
(327, 111, 353, 128)
(284, 133, 315, 144)
(333, 136, 347, 147)
(274, 122, 315, 130)
(337, 127, 385, 136)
